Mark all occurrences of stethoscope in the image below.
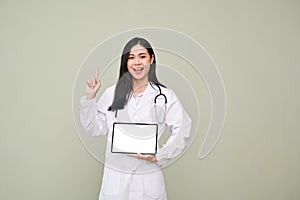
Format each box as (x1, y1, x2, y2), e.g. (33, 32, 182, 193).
(114, 84, 168, 124)
(154, 84, 167, 124)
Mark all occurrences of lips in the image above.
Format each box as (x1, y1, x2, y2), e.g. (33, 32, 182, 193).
(133, 67, 144, 74)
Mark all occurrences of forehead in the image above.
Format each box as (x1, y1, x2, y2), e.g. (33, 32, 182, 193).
(129, 44, 148, 54)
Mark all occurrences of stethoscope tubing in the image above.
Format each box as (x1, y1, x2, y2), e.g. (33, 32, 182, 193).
(154, 84, 167, 124)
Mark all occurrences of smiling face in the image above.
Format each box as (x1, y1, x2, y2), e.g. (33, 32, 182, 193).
(127, 44, 154, 83)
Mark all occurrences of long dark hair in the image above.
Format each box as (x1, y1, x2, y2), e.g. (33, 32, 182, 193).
(108, 37, 164, 112)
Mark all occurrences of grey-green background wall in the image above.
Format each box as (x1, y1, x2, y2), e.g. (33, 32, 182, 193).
(1, 0, 299, 199)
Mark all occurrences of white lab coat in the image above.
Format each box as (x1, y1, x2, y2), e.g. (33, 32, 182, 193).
(80, 82, 191, 200)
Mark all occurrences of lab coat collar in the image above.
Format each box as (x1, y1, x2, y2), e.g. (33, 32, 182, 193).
(129, 82, 159, 112)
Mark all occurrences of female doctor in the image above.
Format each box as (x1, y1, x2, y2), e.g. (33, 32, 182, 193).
(80, 37, 191, 200)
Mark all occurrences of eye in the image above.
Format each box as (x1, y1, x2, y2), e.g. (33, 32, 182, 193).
(140, 55, 147, 59)
(128, 56, 134, 60)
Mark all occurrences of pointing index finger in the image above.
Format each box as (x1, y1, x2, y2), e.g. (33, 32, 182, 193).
(95, 67, 99, 79)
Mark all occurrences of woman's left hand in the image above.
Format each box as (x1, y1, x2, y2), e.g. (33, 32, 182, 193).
(129, 154, 157, 163)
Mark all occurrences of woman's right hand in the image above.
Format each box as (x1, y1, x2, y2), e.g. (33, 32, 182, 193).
(85, 68, 101, 99)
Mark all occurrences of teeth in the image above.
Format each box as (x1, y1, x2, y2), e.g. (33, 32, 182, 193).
(133, 67, 143, 71)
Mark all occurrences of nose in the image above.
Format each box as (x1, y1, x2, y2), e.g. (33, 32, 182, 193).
(134, 57, 141, 65)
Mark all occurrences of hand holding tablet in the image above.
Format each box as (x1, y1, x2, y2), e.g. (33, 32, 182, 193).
(128, 153, 157, 163)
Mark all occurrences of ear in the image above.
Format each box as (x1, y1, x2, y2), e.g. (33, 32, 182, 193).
(150, 55, 154, 64)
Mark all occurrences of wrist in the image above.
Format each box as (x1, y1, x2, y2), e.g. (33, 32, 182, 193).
(86, 93, 96, 100)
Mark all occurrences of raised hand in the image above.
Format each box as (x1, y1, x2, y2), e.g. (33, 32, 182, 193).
(86, 68, 101, 99)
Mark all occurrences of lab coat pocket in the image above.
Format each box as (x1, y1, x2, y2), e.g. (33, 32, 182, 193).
(101, 168, 121, 195)
(143, 171, 166, 199)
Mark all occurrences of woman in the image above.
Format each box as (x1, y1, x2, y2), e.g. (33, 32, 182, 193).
(80, 37, 191, 200)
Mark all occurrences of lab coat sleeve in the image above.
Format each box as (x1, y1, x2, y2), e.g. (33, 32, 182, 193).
(155, 90, 192, 166)
(79, 89, 110, 136)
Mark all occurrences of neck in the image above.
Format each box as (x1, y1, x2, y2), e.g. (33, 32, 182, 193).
(132, 79, 149, 95)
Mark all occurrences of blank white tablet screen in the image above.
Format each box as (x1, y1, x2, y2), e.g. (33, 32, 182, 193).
(111, 123, 158, 154)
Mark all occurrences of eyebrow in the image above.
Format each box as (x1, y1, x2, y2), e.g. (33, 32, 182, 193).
(129, 52, 147, 56)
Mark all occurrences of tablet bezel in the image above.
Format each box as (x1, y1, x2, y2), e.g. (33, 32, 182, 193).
(111, 122, 158, 155)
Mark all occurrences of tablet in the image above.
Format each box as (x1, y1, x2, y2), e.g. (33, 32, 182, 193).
(111, 122, 158, 155)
